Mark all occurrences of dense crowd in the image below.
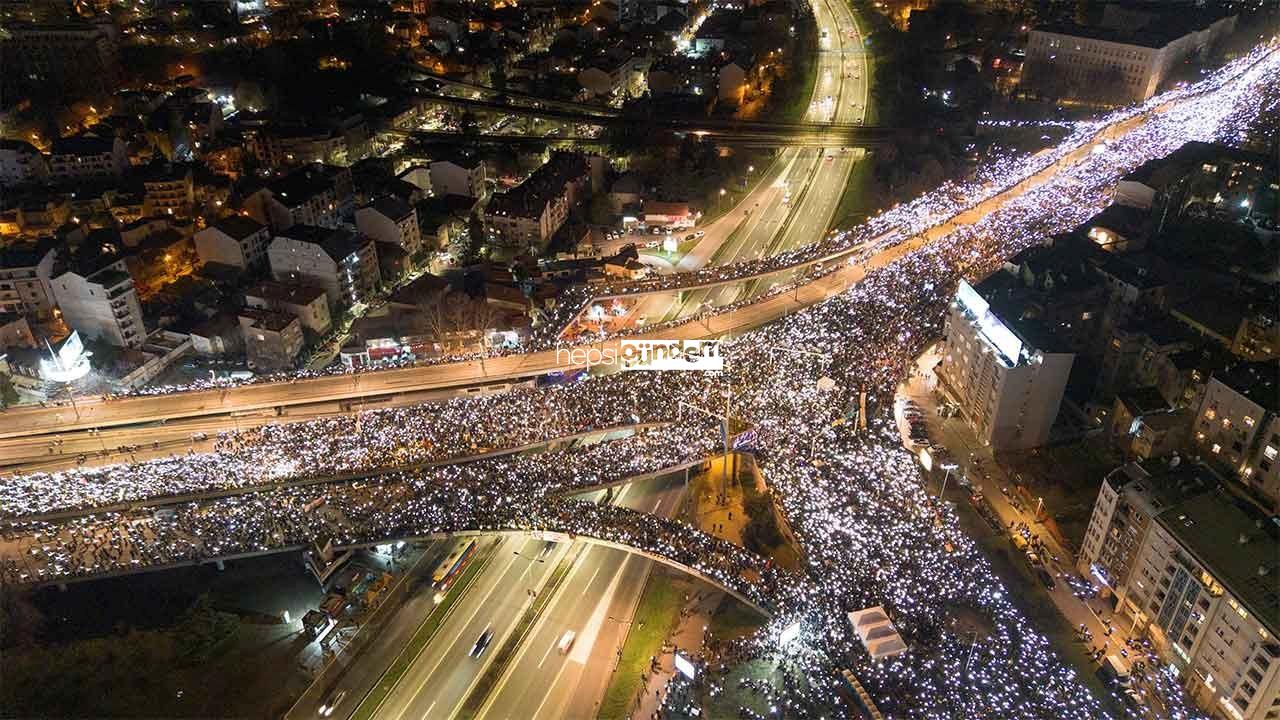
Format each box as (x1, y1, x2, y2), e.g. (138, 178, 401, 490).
(5, 39, 1277, 719)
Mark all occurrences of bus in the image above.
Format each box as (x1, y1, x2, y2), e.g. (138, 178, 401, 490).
(432, 539, 478, 590)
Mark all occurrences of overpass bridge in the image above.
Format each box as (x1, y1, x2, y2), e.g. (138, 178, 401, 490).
(7, 494, 802, 617)
(394, 93, 898, 147)
(0, 88, 1185, 441)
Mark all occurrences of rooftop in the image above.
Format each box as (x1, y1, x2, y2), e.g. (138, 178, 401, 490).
(1034, 7, 1234, 50)
(267, 165, 343, 208)
(1212, 362, 1280, 414)
(245, 281, 327, 307)
(1157, 489, 1280, 636)
(1117, 386, 1172, 416)
(209, 214, 266, 240)
(239, 308, 298, 333)
(486, 152, 589, 221)
(368, 196, 414, 223)
(276, 225, 368, 263)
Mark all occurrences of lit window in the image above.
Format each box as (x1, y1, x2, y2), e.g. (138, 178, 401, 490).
(1212, 444, 1222, 454)
(1266, 446, 1278, 461)
(1244, 416, 1255, 427)
(1223, 418, 1232, 428)
(1206, 409, 1217, 420)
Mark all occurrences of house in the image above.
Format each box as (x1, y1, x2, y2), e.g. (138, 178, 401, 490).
(718, 62, 748, 104)
(268, 225, 381, 308)
(194, 215, 270, 270)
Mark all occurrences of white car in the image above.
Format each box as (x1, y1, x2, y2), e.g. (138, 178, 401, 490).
(318, 690, 346, 717)
(558, 630, 577, 654)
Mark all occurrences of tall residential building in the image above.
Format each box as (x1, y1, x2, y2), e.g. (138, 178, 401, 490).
(267, 225, 380, 308)
(1078, 458, 1214, 595)
(47, 135, 129, 183)
(1080, 458, 1280, 720)
(483, 152, 590, 252)
(1129, 491, 1278, 720)
(244, 281, 332, 335)
(0, 239, 58, 319)
(936, 278, 1075, 451)
(1022, 9, 1236, 104)
(0, 139, 49, 187)
(0, 18, 122, 102)
(194, 215, 270, 270)
(1193, 363, 1280, 510)
(245, 164, 354, 232)
(428, 155, 487, 198)
(356, 196, 424, 258)
(49, 259, 145, 348)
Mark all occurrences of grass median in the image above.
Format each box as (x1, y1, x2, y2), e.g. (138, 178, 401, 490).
(596, 573, 685, 720)
(455, 548, 578, 719)
(349, 550, 490, 720)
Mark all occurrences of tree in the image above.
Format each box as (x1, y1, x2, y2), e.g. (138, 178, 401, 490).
(587, 193, 613, 225)
(0, 374, 18, 408)
(460, 212, 485, 266)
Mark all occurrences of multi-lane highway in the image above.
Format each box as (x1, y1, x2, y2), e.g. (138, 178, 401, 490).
(358, 474, 685, 720)
(475, 478, 686, 720)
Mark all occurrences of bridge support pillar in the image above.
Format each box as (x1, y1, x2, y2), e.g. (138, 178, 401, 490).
(216, 559, 225, 571)
(57, 583, 67, 592)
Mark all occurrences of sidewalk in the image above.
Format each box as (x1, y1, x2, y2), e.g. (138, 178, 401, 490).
(896, 349, 1144, 674)
(629, 587, 722, 720)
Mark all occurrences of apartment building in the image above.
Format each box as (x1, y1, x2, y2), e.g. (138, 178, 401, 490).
(1128, 492, 1279, 720)
(139, 164, 194, 218)
(429, 154, 487, 198)
(194, 215, 270, 270)
(267, 225, 380, 308)
(1080, 459, 1280, 720)
(244, 281, 332, 335)
(49, 260, 146, 348)
(483, 153, 590, 252)
(238, 308, 304, 370)
(936, 278, 1075, 451)
(0, 239, 58, 319)
(0, 19, 122, 102)
(1023, 9, 1236, 104)
(0, 139, 49, 186)
(47, 135, 129, 184)
(356, 196, 424, 258)
(245, 164, 354, 232)
(1193, 363, 1280, 510)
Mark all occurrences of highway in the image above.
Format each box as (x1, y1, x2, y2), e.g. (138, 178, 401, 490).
(475, 477, 686, 720)
(363, 474, 684, 720)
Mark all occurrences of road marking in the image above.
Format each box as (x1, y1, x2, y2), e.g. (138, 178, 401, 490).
(425, 700, 436, 717)
(389, 537, 527, 720)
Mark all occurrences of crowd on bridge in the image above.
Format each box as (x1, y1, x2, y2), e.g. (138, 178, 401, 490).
(5, 41, 1278, 720)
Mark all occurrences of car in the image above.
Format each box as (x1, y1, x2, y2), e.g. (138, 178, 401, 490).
(318, 690, 347, 717)
(538, 540, 557, 559)
(685, 234, 696, 241)
(694, 230, 705, 237)
(558, 630, 577, 653)
(824, 154, 834, 163)
(1036, 568, 1056, 590)
(470, 627, 495, 657)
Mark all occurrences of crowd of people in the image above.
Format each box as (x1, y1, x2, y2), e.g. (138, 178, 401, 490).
(4, 39, 1277, 719)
